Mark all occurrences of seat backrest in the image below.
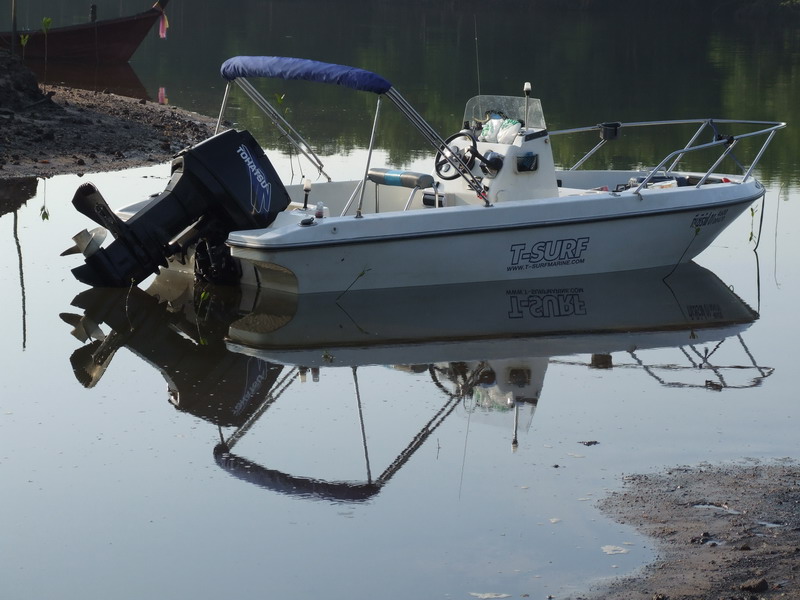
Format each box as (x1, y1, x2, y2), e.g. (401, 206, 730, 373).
(367, 168, 434, 190)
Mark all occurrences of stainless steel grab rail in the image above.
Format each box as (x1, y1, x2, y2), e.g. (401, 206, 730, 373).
(551, 118, 786, 193)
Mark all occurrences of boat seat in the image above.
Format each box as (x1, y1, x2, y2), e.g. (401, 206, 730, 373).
(367, 168, 438, 210)
(367, 168, 433, 189)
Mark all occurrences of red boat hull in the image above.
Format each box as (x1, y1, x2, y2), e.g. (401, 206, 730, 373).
(1, 4, 166, 64)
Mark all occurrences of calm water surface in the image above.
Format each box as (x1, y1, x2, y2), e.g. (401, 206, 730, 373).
(2, 3, 799, 599)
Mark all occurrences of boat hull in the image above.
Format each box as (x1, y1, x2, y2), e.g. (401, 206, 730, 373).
(229, 179, 763, 294)
(1, 6, 164, 63)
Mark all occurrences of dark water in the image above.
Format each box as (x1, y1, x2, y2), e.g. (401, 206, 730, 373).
(1, 3, 799, 599)
(4, 0, 800, 180)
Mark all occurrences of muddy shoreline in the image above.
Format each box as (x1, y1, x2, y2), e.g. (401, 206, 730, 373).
(577, 461, 800, 600)
(0, 52, 215, 180)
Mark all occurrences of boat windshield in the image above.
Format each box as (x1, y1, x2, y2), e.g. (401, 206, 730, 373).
(463, 95, 546, 130)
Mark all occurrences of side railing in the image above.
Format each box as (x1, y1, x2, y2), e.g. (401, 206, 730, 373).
(550, 118, 785, 193)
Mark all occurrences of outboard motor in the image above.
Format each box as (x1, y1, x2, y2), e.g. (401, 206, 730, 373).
(66, 129, 291, 287)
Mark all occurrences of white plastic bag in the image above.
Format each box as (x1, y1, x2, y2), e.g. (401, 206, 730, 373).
(497, 119, 521, 144)
(479, 115, 504, 142)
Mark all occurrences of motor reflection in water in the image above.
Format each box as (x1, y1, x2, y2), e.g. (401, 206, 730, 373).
(62, 262, 772, 503)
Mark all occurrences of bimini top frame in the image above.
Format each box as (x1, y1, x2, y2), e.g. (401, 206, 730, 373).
(215, 55, 487, 200)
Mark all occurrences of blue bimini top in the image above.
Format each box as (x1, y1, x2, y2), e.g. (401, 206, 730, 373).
(220, 56, 392, 95)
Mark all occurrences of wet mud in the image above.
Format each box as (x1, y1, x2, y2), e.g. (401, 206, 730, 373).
(578, 461, 800, 600)
(1, 51, 214, 180)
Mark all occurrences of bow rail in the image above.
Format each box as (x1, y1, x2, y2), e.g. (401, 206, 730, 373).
(551, 118, 786, 193)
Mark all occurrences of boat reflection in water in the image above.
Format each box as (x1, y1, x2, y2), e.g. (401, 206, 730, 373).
(24, 60, 151, 100)
(62, 262, 770, 502)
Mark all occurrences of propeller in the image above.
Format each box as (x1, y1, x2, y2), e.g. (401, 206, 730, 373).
(60, 226, 107, 257)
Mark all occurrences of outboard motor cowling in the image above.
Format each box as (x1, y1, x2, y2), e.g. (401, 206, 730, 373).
(68, 129, 290, 287)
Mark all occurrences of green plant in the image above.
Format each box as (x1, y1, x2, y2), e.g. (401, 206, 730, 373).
(39, 178, 49, 221)
(19, 33, 29, 60)
(273, 93, 290, 116)
(41, 17, 52, 76)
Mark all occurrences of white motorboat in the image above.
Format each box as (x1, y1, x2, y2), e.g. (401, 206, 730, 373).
(64, 56, 785, 293)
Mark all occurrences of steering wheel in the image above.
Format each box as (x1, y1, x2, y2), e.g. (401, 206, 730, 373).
(435, 131, 479, 180)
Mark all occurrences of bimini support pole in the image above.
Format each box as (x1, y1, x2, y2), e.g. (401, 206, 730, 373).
(215, 82, 233, 135)
(356, 96, 383, 218)
(233, 78, 331, 181)
(385, 87, 488, 205)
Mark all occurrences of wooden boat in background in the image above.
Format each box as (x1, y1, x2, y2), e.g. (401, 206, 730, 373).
(0, 0, 169, 64)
